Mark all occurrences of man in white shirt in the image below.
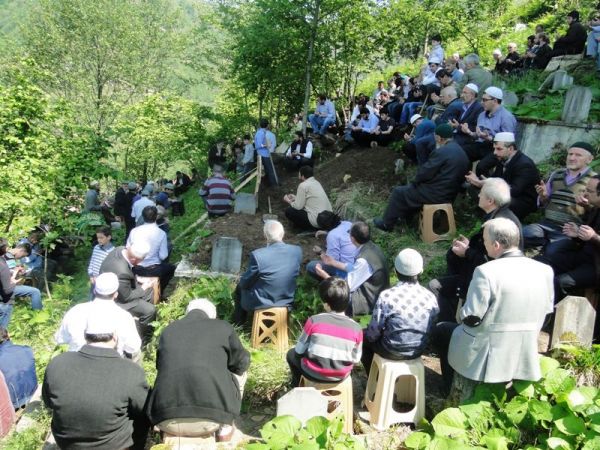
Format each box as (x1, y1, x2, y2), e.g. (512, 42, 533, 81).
(127, 206, 174, 292)
(131, 188, 155, 226)
(55, 272, 141, 359)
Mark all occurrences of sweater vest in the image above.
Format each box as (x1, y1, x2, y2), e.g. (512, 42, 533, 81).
(545, 169, 595, 225)
(351, 242, 390, 315)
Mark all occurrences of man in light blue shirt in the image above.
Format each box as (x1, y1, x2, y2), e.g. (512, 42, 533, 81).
(308, 94, 336, 137)
(351, 107, 380, 147)
(127, 205, 174, 292)
(254, 118, 279, 187)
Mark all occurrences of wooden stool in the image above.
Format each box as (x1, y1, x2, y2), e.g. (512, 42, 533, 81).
(364, 355, 425, 430)
(300, 375, 354, 434)
(420, 203, 456, 243)
(136, 276, 161, 305)
(251, 307, 289, 352)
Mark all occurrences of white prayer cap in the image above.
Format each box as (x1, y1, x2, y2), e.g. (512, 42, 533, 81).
(394, 249, 423, 276)
(464, 83, 479, 94)
(85, 306, 116, 335)
(485, 86, 503, 100)
(94, 272, 119, 296)
(186, 298, 217, 319)
(494, 132, 516, 143)
(428, 56, 442, 64)
(410, 114, 423, 125)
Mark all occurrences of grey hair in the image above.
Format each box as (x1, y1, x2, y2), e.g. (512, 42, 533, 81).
(186, 298, 217, 319)
(263, 220, 284, 243)
(481, 178, 511, 207)
(484, 217, 520, 249)
(128, 239, 150, 259)
(464, 53, 480, 66)
(440, 86, 458, 99)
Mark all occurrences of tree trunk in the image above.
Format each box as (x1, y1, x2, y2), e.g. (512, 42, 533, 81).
(275, 94, 282, 131)
(301, 0, 321, 136)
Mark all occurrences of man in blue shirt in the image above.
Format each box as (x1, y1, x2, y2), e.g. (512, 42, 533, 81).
(402, 114, 436, 165)
(254, 118, 279, 187)
(308, 94, 336, 137)
(350, 107, 379, 147)
(0, 327, 37, 409)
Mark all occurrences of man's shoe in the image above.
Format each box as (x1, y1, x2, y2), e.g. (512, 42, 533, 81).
(373, 218, 393, 232)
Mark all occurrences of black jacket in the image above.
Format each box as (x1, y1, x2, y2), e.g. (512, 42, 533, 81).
(554, 22, 587, 55)
(453, 101, 484, 146)
(42, 345, 148, 450)
(99, 246, 151, 304)
(490, 151, 540, 220)
(146, 310, 251, 425)
(114, 187, 130, 217)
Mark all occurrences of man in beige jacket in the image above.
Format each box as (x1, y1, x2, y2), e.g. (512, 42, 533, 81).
(283, 166, 332, 230)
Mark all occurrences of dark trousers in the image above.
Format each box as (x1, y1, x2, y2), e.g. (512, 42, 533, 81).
(431, 321, 460, 392)
(283, 157, 312, 172)
(461, 140, 493, 166)
(261, 155, 279, 187)
(382, 185, 420, 228)
(361, 338, 415, 377)
(351, 130, 376, 147)
(375, 133, 395, 146)
(284, 207, 315, 230)
(232, 283, 248, 326)
(132, 262, 175, 293)
(118, 297, 156, 346)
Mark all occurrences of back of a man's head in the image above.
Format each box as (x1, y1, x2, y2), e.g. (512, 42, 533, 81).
(481, 178, 511, 207)
(264, 220, 285, 243)
(350, 221, 370, 245)
(485, 217, 520, 250)
(213, 164, 224, 174)
(319, 277, 349, 313)
(316, 211, 341, 231)
(464, 53, 480, 67)
(142, 206, 158, 224)
(299, 166, 313, 179)
(259, 118, 269, 129)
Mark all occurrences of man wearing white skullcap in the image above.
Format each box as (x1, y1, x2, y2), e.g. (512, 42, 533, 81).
(55, 272, 141, 357)
(362, 248, 439, 376)
(450, 83, 484, 147)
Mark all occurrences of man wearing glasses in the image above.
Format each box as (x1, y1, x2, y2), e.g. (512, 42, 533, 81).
(460, 86, 517, 177)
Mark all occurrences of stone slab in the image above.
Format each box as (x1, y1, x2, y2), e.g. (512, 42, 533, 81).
(545, 54, 582, 72)
(277, 387, 328, 425)
(562, 86, 592, 124)
(175, 256, 237, 279)
(551, 295, 596, 348)
(503, 91, 519, 107)
(234, 193, 257, 215)
(210, 237, 242, 274)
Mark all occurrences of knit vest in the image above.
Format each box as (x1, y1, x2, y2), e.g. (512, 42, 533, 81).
(350, 242, 390, 316)
(545, 168, 595, 225)
(291, 139, 310, 155)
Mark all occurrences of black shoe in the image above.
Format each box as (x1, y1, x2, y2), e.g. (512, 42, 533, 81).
(373, 217, 393, 232)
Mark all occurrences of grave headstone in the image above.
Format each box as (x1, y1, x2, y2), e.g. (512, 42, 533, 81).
(234, 193, 257, 215)
(562, 86, 593, 124)
(210, 237, 242, 274)
(551, 295, 596, 349)
(503, 91, 519, 107)
(276, 387, 328, 425)
(551, 70, 573, 91)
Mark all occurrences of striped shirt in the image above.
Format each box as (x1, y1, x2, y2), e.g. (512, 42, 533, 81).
(199, 175, 235, 215)
(295, 312, 362, 382)
(87, 243, 115, 277)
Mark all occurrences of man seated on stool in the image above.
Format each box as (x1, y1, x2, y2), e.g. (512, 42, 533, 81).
(233, 221, 302, 326)
(199, 165, 235, 218)
(287, 278, 362, 387)
(147, 299, 250, 443)
(362, 249, 438, 376)
(283, 166, 332, 231)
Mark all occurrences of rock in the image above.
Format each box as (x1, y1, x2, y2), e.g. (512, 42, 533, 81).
(561, 86, 593, 124)
(551, 296, 596, 348)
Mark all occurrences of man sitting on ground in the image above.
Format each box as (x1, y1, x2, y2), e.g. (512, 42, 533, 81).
(43, 312, 149, 450)
(308, 94, 336, 138)
(429, 178, 523, 322)
(524, 142, 596, 257)
(131, 188, 155, 226)
(283, 131, 314, 172)
(402, 113, 435, 166)
(287, 277, 362, 387)
(553, 10, 587, 56)
(0, 326, 37, 410)
(362, 249, 438, 376)
(100, 240, 156, 345)
(458, 54, 492, 94)
(314, 222, 389, 316)
(432, 218, 553, 391)
(147, 299, 250, 443)
(450, 83, 483, 147)
(283, 166, 332, 230)
(432, 86, 463, 125)
(350, 107, 379, 147)
(374, 124, 469, 232)
(155, 183, 174, 209)
(3, 243, 43, 311)
(55, 272, 141, 358)
(372, 107, 396, 147)
(465, 132, 539, 220)
(233, 221, 302, 325)
(199, 165, 235, 218)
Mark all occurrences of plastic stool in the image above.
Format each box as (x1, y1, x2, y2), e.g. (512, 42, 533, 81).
(251, 307, 289, 352)
(300, 375, 354, 434)
(364, 355, 425, 430)
(420, 203, 456, 243)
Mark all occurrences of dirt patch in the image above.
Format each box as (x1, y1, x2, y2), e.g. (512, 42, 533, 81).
(190, 143, 400, 269)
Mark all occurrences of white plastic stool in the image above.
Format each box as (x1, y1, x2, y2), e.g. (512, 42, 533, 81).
(299, 375, 354, 434)
(364, 355, 425, 430)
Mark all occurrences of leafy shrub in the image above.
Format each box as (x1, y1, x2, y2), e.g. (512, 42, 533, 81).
(404, 356, 600, 450)
(553, 344, 600, 389)
(243, 347, 290, 409)
(245, 415, 365, 450)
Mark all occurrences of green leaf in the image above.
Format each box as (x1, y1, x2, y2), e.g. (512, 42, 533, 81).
(404, 431, 432, 449)
(513, 380, 535, 398)
(529, 399, 553, 424)
(546, 437, 574, 450)
(472, 384, 507, 405)
(504, 396, 529, 425)
(566, 387, 599, 412)
(29, 310, 50, 324)
(543, 369, 576, 396)
(582, 436, 600, 450)
(259, 415, 302, 449)
(431, 408, 468, 439)
(483, 435, 509, 450)
(304, 416, 328, 443)
(540, 356, 560, 377)
(554, 414, 586, 436)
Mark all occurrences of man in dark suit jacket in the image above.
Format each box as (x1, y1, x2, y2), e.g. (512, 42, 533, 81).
(233, 220, 302, 325)
(99, 241, 155, 344)
(450, 83, 484, 147)
(42, 311, 149, 450)
(465, 132, 539, 220)
(147, 299, 251, 440)
(552, 10, 587, 56)
(374, 124, 469, 231)
(430, 178, 523, 322)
